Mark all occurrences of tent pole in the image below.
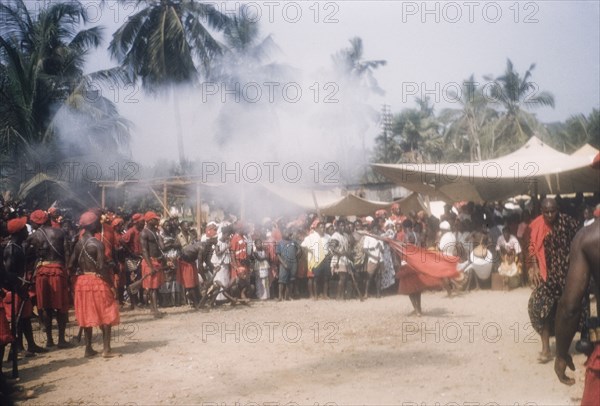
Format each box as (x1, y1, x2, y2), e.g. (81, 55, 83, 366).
(311, 190, 321, 216)
(163, 183, 168, 217)
(101, 186, 106, 208)
(240, 185, 245, 221)
(195, 183, 202, 229)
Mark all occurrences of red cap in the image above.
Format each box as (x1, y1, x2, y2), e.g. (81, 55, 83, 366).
(111, 217, 124, 227)
(79, 211, 98, 227)
(144, 211, 160, 222)
(7, 216, 28, 234)
(30, 210, 48, 225)
(132, 213, 144, 223)
(594, 208, 600, 218)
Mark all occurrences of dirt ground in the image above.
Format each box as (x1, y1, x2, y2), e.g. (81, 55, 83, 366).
(9, 287, 591, 406)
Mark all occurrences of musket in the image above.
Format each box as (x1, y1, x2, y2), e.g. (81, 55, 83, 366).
(11, 288, 18, 379)
(347, 261, 364, 301)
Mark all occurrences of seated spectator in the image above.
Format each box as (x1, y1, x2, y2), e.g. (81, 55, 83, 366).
(458, 232, 493, 290)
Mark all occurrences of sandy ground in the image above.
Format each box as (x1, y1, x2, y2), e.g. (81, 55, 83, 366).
(8, 287, 591, 406)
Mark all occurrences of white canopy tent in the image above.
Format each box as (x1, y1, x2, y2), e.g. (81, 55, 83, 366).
(260, 183, 425, 216)
(372, 137, 600, 202)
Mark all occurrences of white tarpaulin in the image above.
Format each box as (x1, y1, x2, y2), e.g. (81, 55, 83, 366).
(373, 137, 600, 202)
(260, 183, 424, 216)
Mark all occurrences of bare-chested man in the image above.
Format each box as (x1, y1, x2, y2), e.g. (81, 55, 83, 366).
(178, 241, 204, 307)
(121, 213, 145, 308)
(26, 209, 71, 348)
(2, 216, 46, 355)
(140, 211, 166, 318)
(554, 220, 600, 405)
(69, 211, 120, 357)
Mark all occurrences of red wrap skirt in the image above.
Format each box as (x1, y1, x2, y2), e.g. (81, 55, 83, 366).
(177, 259, 198, 288)
(396, 263, 444, 295)
(35, 262, 70, 312)
(582, 344, 600, 406)
(74, 274, 120, 327)
(2, 290, 33, 321)
(141, 258, 165, 290)
(0, 307, 13, 345)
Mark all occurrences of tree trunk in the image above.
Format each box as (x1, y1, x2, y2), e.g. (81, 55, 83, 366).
(172, 87, 185, 170)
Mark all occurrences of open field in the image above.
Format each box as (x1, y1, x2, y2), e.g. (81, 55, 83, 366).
(11, 287, 589, 406)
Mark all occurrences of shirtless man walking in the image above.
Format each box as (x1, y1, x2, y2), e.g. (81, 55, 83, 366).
(27, 210, 71, 348)
(2, 216, 46, 355)
(69, 212, 120, 357)
(554, 221, 600, 405)
(140, 212, 166, 318)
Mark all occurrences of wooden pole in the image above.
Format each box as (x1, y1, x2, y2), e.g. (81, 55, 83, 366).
(240, 185, 245, 221)
(101, 186, 106, 208)
(148, 186, 169, 215)
(163, 183, 168, 217)
(195, 183, 202, 230)
(311, 189, 321, 216)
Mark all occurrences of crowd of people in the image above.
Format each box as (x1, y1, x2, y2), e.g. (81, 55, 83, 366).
(0, 194, 599, 404)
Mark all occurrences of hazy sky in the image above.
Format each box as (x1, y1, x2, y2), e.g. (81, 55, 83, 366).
(84, 1, 600, 164)
(261, 0, 599, 122)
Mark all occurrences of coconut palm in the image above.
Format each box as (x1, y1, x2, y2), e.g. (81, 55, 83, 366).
(545, 109, 600, 152)
(439, 75, 498, 162)
(109, 0, 230, 168)
(208, 5, 293, 146)
(331, 37, 387, 182)
(332, 37, 387, 95)
(0, 0, 131, 161)
(374, 97, 444, 164)
(0, 0, 132, 201)
(484, 59, 555, 157)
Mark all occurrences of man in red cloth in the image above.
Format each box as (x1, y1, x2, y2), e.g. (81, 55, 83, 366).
(178, 241, 203, 307)
(94, 210, 117, 299)
(120, 213, 144, 308)
(27, 209, 71, 348)
(2, 216, 46, 355)
(389, 203, 406, 224)
(230, 220, 248, 281)
(111, 217, 126, 304)
(140, 211, 165, 317)
(554, 220, 600, 405)
(69, 211, 120, 358)
(370, 231, 459, 316)
(527, 198, 580, 363)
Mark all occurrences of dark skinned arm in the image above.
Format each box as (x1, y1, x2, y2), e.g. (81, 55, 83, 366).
(2, 245, 21, 291)
(140, 231, 157, 275)
(68, 240, 81, 277)
(94, 239, 113, 288)
(554, 231, 591, 385)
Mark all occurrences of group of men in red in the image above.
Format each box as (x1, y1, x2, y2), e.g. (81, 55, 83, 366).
(0, 208, 174, 362)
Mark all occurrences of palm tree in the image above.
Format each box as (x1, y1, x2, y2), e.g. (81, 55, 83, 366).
(332, 37, 387, 95)
(109, 0, 230, 168)
(439, 75, 498, 162)
(373, 97, 444, 164)
(545, 109, 600, 152)
(484, 59, 555, 157)
(209, 5, 292, 146)
(332, 37, 386, 182)
(0, 0, 130, 161)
